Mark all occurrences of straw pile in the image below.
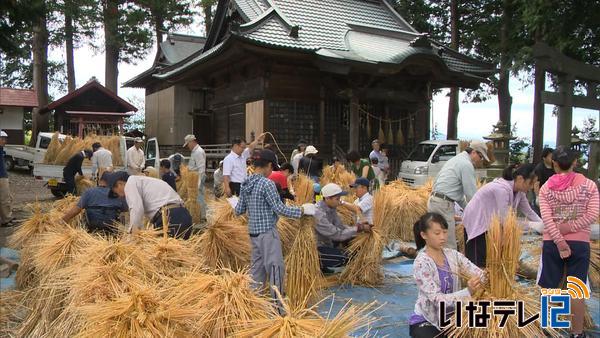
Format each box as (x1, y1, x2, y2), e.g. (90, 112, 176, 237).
(75, 176, 95, 195)
(319, 165, 356, 189)
(234, 289, 377, 338)
(177, 165, 189, 200)
(285, 174, 323, 309)
(3, 197, 377, 337)
(381, 179, 432, 241)
(0, 291, 23, 337)
(44, 132, 62, 162)
(184, 170, 202, 223)
(45, 134, 123, 166)
(339, 188, 400, 286)
(443, 211, 559, 337)
(193, 198, 251, 271)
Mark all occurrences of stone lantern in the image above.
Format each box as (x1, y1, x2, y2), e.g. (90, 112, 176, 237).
(570, 127, 584, 153)
(484, 121, 516, 168)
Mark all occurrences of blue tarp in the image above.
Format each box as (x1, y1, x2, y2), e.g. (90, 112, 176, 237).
(319, 259, 600, 337)
(0, 247, 19, 291)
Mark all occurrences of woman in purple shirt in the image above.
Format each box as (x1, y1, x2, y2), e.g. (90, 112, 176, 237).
(462, 164, 542, 267)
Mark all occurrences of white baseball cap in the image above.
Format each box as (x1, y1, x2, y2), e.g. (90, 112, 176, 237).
(182, 134, 196, 147)
(134, 137, 144, 143)
(0, 130, 7, 138)
(304, 145, 318, 155)
(321, 183, 349, 198)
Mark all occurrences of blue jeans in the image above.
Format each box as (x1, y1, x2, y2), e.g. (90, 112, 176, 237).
(197, 174, 207, 220)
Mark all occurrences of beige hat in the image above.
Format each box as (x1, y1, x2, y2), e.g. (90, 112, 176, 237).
(134, 137, 144, 143)
(304, 145, 318, 155)
(469, 141, 490, 162)
(182, 134, 196, 147)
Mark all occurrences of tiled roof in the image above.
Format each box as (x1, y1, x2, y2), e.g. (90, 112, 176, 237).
(153, 0, 495, 81)
(0, 88, 38, 107)
(159, 34, 207, 65)
(41, 79, 137, 114)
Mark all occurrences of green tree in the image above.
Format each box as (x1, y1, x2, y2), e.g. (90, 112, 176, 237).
(135, 0, 194, 46)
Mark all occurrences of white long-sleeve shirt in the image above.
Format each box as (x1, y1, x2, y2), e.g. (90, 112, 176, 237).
(188, 144, 206, 176)
(124, 176, 183, 231)
(126, 146, 145, 174)
(91, 148, 113, 176)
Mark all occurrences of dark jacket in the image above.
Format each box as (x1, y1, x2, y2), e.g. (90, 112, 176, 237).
(162, 171, 177, 191)
(299, 155, 323, 178)
(0, 146, 6, 178)
(64, 152, 85, 177)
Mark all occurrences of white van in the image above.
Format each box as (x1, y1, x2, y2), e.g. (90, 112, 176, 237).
(398, 140, 460, 187)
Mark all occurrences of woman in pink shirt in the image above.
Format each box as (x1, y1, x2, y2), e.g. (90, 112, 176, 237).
(538, 146, 599, 338)
(462, 164, 541, 267)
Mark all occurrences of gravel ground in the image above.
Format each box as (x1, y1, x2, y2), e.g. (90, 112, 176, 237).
(0, 168, 55, 247)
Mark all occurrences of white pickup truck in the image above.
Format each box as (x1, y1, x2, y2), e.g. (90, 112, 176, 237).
(33, 136, 193, 197)
(398, 140, 486, 187)
(3, 132, 64, 171)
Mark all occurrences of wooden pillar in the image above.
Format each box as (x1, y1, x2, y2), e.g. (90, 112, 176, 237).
(78, 117, 84, 138)
(532, 64, 545, 160)
(349, 93, 359, 151)
(588, 140, 599, 181)
(556, 75, 574, 147)
(319, 85, 325, 146)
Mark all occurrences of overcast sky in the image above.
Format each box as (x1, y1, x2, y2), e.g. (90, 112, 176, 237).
(49, 25, 598, 146)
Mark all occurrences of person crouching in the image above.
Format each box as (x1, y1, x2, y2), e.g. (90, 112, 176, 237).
(106, 171, 193, 239)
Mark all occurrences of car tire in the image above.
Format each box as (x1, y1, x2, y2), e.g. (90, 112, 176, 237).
(50, 188, 65, 198)
(4, 157, 15, 171)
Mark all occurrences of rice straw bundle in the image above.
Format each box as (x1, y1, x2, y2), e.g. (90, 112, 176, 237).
(319, 165, 356, 190)
(184, 170, 202, 223)
(336, 203, 356, 226)
(134, 230, 203, 277)
(177, 165, 189, 200)
(9, 203, 65, 249)
(286, 174, 323, 309)
(456, 223, 465, 254)
(43, 132, 62, 164)
(443, 211, 560, 337)
(590, 240, 599, 288)
(54, 137, 85, 165)
(233, 289, 377, 338)
(75, 286, 197, 337)
(16, 274, 73, 337)
(29, 226, 99, 278)
(184, 270, 272, 337)
(277, 217, 301, 256)
(381, 179, 432, 241)
(65, 239, 159, 306)
(0, 290, 22, 337)
(75, 176, 95, 195)
(339, 189, 397, 286)
(193, 218, 251, 271)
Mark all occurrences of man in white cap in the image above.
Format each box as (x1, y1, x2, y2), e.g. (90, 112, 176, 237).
(127, 137, 145, 175)
(183, 134, 207, 220)
(0, 130, 14, 226)
(298, 145, 323, 181)
(427, 140, 489, 249)
(314, 183, 372, 271)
